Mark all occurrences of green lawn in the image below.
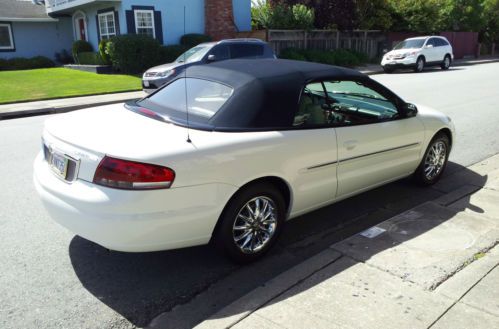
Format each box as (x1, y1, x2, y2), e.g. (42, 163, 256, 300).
(0, 68, 142, 104)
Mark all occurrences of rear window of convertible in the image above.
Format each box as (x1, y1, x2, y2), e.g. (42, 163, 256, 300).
(138, 78, 233, 123)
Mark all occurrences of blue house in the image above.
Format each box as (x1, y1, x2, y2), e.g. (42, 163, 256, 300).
(1, 0, 251, 60)
(0, 0, 73, 59)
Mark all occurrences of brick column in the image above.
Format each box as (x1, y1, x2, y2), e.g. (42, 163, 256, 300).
(205, 0, 236, 40)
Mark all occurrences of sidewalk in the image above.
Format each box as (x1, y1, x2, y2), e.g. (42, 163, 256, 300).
(1, 56, 498, 120)
(0, 91, 145, 119)
(196, 154, 499, 329)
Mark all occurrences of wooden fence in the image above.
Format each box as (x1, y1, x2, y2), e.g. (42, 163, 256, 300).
(237, 30, 387, 59)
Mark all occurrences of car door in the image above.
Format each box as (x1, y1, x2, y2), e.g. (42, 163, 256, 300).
(321, 79, 425, 198)
(424, 38, 439, 63)
(288, 82, 339, 214)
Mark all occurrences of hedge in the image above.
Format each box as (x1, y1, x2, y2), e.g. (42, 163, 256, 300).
(72, 40, 93, 59)
(279, 48, 368, 67)
(0, 56, 55, 71)
(77, 52, 106, 65)
(106, 35, 162, 74)
(180, 33, 212, 48)
(159, 45, 189, 63)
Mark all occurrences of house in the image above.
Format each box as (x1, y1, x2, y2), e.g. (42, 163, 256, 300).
(45, 0, 252, 47)
(0, 0, 73, 59)
(1, 0, 251, 61)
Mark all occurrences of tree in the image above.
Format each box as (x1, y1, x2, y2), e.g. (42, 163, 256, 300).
(387, 0, 447, 33)
(481, 0, 499, 42)
(355, 0, 393, 30)
(439, 0, 485, 32)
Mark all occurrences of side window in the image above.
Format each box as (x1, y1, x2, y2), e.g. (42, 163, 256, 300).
(322, 80, 398, 126)
(438, 38, 449, 47)
(428, 38, 437, 47)
(230, 44, 264, 59)
(209, 45, 230, 61)
(294, 82, 328, 127)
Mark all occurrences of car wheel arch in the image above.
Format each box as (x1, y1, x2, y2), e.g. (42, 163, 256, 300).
(209, 176, 293, 240)
(438, 127, 453, 149)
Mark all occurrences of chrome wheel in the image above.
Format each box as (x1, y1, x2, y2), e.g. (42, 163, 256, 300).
(424, 141, 447, 180)
(232, 196, 277, 254)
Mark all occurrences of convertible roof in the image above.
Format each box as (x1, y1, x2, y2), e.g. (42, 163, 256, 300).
(185, 59, 365, 89)
(183, 59, 368, 130)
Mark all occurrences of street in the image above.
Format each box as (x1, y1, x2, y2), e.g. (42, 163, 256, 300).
(1, 62, 499, 329)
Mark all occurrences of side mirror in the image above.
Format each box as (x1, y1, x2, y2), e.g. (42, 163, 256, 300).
(425, 44, 433, 49)
(207, 54, 216, 61)
(402, 103, 418, 117)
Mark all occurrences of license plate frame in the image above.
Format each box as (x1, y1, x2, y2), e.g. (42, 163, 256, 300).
(49, 151, 69, 179)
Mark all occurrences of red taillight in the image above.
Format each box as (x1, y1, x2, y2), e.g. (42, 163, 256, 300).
(93, 156, 175, 190)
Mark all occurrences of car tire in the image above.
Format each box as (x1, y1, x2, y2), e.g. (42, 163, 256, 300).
(413, 132, 450, 186)
(441, 55, 451, 70)
(383, 66, 394, 73)
(414, 56, 425, 73)
(213, 183, 286, 263)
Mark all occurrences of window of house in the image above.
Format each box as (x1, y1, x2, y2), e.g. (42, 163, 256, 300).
(98, 12, 116, 40)
(0, 23, 14, 50)
(134, 10, 155, 38)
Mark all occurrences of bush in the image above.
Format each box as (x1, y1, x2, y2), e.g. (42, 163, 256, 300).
(54, 49, 73, 64)
(98, 40, 111, 65)
(76, 52, 106, 65)
(279, 48, 368, 67)
(279, 48, 307, 61)
(106, 34, 162, 74)
(72, 40, 93, 59)
(251, 0, 314, 30)
(0, 56, 55, 70)
(180, 33, 212, 48)
(159, 45, 188, 63)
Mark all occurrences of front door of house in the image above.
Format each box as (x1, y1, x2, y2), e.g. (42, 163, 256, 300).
(78, 18, 86, 41)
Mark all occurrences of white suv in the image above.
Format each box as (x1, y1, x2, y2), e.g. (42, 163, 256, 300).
(381, 36, 453, 73)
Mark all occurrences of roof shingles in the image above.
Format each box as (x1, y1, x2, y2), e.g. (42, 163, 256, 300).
(0, 0, 52, 20)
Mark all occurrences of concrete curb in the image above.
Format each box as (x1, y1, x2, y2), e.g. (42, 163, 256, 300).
(0, 91, 145, 120)
(193, 155, 499, 329)
(0, 97, 140, 120)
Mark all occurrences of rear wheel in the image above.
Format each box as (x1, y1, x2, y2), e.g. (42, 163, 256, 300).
(414, 57, 425, 73)
(213, 183, 285, 263)
(413, 133, 450, 185)
(441, 55, 451, 70)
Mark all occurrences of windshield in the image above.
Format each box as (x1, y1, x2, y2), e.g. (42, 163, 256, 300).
(393, 39, 425, 50)
(175, 46, 211, 63)
(137, 78, 233, 124)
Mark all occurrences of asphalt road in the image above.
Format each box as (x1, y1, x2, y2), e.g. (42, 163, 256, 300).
(1, 63, 498, 329)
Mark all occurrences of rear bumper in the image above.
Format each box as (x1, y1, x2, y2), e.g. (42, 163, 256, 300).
(33, 153, 237, 252)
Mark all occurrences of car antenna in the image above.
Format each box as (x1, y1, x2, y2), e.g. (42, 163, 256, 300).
(183, 6, 192, 143)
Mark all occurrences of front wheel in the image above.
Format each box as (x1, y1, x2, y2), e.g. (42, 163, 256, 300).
(414, 57, 425, 73)
(413, 133, 450, 185)
(213, 183, 285, 263)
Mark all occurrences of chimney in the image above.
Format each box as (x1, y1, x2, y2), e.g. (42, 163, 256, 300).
(205, 0, 236, 40)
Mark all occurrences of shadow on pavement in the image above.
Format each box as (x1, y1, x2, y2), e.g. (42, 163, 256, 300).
(69, 161, 487, 328)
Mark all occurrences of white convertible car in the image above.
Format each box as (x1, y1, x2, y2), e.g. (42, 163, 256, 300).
(34, 59, 454, 262)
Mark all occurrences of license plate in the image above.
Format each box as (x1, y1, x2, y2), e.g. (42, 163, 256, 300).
(143, 80, 150, 87)
(50, 151, 68, 179)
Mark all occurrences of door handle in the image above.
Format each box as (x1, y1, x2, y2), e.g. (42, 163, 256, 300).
(344, 140, 358, 150)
